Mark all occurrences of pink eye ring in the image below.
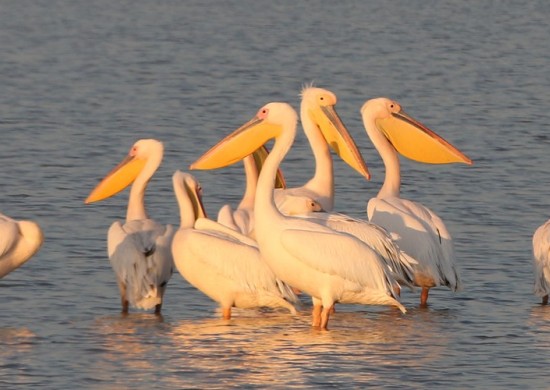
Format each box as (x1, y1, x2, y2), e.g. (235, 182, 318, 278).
(257, 107, 269, 119)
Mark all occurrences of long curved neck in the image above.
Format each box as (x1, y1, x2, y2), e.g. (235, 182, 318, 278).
(173, 180, 196, 229)
(126, 154, 162, 221)
(239, 154, 258, 210)
(300, 106, 334, 211)
(255, 120, 297, 229)
(365, 118, 401, 198)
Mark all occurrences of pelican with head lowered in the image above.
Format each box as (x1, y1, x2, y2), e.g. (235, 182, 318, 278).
(361, 98, 472, 306)
(191, 102, 405, 330)
(171, 170, 297, 319)
(85, 139, 174, 315)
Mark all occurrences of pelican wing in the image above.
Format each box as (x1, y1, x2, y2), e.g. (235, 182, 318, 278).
(300, 211, 416, 285)
(194, 217, 258, 247)
(108, 219, 174, 309)
(368, 196, 460, 290)
(184, 228, 282, 295)
(280, 227, 394, 292)
(533, 220, 550, 297)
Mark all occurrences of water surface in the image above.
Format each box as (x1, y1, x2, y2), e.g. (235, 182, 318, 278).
(1, 1, 550, 388)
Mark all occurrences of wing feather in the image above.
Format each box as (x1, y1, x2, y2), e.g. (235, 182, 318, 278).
(280, 228, 394, 292)
(108, 219, 174, 309)
(185, 229, 281, 295)
(368, 196, 460, 290)
(298, 211, 416, 285)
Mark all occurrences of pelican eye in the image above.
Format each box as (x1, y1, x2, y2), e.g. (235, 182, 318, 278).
(258, 107, 269, 119)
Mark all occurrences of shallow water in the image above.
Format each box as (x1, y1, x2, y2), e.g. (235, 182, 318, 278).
(1, 1, 550, 388)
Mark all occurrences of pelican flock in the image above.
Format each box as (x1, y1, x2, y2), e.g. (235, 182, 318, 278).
(10, 83, 523, 330)
(191, 102, 406, 329)
(85, 139, 175, 314)
(204, 87, 417, 291)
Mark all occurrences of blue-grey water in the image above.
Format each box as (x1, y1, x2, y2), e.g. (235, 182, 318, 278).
(1, 1, 549, 388)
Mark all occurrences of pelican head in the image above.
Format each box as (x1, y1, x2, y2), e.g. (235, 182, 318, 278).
(191, 102, 297, 170)
(172, 170, 208, 221)
(302, 87, 371, 179)
(361, 98, 472, 165)
(85, 139, 164, 204)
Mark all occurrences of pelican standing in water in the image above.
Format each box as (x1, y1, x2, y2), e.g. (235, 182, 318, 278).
(0, 213, 43, 278)
(85, 139, 174, 314)
(533, 220, 550, 304)
(191, 102, 405, 330)
(171, 170, 297, 319)
(361, 98, 472, 306)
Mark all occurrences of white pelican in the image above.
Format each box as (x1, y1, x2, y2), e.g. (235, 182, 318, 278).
(191, 102, 405, 330)
(85, 139, 175, 314)
(170, 170, 297, 319)
(217, 146, 323, 237)
(273, 86, 370, 212)
(361, 98, 472, 306)
(533, 220, 550, 304)
(0, 213, 43, 278)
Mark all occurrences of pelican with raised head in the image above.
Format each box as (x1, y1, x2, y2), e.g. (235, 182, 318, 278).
(273, 86, 370, 211)
(191, 102, 405, 330)
(171, 170, 297, 319)
(85, 139, 174, 314)
(0, 213, 43, 279)
(361, 98, 472, 306)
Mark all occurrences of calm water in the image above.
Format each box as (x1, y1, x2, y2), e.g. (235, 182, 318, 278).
(1, 0, 550, 388)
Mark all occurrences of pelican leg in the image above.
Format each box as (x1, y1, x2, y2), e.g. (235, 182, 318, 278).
(543, 295, 549, 305)
(311, 302, 323, 327)
(320, 306, 332, 330)
(222, 307, 232, 320)
(118, 281, 129, 314)
(394, 284, 401, 297)
(154, 303, 162, 315)
(329, 304, 336, 314)
(420, 287, 430, 307)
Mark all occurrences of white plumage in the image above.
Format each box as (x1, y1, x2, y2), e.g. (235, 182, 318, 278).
(0, 213, 43, 278)
(533, 220, 550, 304)
(361, 97, 472, 305)
(171, 170, 297, 319)
(86, 139, 174, 314)
(191, 102, 405, 330)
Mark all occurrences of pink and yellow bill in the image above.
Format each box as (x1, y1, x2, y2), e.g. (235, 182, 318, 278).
(85, 155, 146, 204)
(376, 111, 472, 165)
